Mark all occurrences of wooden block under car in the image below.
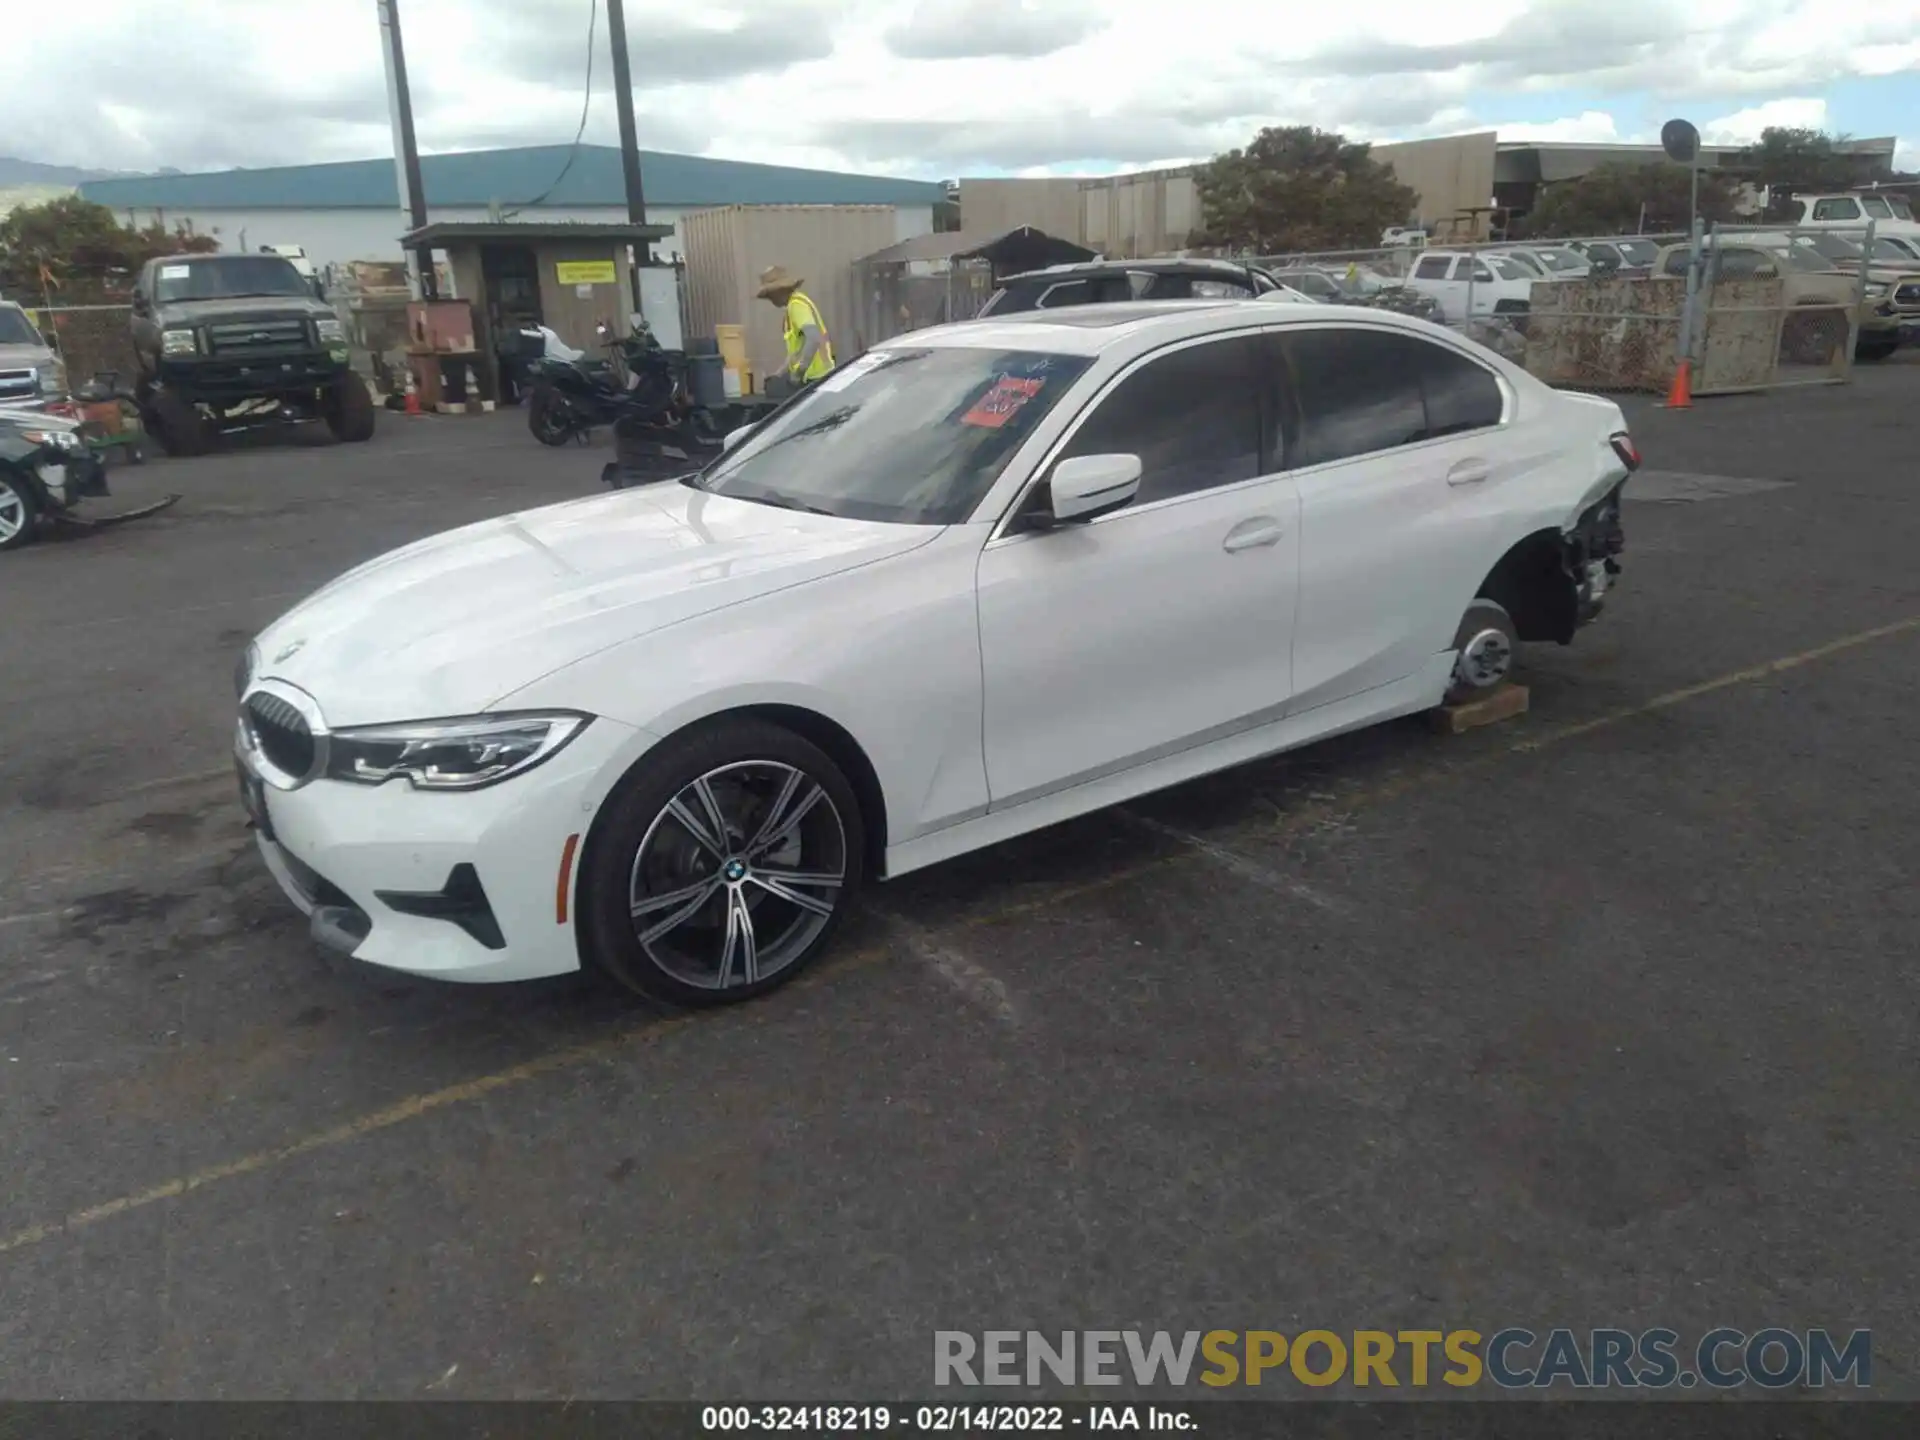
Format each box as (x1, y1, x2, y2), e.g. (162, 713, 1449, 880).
(1429, 683, 1530, 734)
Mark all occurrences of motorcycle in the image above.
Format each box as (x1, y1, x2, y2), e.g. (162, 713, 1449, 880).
(525, 320, 721, 469)
(0, 404, 177, 553)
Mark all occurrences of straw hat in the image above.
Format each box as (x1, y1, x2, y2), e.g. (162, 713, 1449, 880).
(756, 264, 804, 298)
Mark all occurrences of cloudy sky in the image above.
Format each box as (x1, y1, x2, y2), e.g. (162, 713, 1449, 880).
(6, 0, 1919, 178)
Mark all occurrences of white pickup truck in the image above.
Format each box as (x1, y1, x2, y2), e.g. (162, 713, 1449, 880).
(1400, 250, 1535, 323)
(1784, 192, 1920, 240)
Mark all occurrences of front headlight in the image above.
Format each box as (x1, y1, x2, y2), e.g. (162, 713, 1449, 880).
(1865, 282, 1890, 299)
(37, 361, 66, 396)
(316, 317, 346, 343)
(162, 328, 199, 356)
(325, 712, 589, 791)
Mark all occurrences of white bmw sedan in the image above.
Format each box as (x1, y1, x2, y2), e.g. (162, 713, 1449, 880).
(235, 301, 1637, 1005)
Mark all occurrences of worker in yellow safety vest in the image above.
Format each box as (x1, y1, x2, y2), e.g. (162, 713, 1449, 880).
(757, 265, 836, 388)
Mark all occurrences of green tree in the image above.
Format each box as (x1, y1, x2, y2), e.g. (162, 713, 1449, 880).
(0, 195, 217, 302)
(1736, 127, 1894, 217)
(1518, 161, 1744, 238)
(1195, 126, 1419, 254)
(1739, 127, 1887, 190)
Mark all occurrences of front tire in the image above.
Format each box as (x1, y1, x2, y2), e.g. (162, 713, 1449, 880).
(528, 388, 575, 446)
(324, 372, 377, 442)
(1445, 598, 1518, 705)
(580, 718, 865, 1006)
(148, 389, 212, 456)
(0, 471, 39, 552)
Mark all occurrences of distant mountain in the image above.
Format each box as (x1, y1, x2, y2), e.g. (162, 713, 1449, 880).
(0, 156, 129, 187)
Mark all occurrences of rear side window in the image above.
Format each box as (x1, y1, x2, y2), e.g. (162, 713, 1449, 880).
(1280, 329, 1426, 465)
(1280, 328, 1502, 464)
(1188, 278, 1256, 298)
(1037, 280, 1092, 309)
(1056, 336, 1265, 506)
(1414, 255, 1452, 280)
(1812, 198, 1861, 221)
(1418, 342, 1504, 436)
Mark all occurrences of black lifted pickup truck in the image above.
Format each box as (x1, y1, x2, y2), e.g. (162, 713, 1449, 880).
(130, 252, 376, 455)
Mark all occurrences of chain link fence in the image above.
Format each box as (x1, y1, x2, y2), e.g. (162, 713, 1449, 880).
(27, 304, 138, 391)
(853, 256, 996, 348)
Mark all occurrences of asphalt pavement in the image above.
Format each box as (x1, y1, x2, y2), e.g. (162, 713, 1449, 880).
(1, 370, 1917, 1400)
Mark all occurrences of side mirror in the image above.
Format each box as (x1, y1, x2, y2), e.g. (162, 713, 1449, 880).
(1047, 453, 1141, 523)
(131, 295, 150, 316)
(720, 425, 752, 454)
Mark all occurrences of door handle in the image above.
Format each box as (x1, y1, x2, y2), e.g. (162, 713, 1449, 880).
(1447, 459, 1492, 486)
(1222, 518, 1284, 553)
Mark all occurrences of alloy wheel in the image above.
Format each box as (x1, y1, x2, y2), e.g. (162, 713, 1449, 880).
(0, 479, 27, 544)
(628, 760, 848, 992)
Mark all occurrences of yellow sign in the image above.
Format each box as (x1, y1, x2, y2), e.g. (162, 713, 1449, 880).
(555, 259, 617, 285)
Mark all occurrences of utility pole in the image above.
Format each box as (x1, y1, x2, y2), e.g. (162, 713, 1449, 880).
(376, 0, 436, 298)
(604, 0, 651, 316)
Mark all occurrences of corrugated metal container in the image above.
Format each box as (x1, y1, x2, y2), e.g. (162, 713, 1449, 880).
(1079, 168, 1200, 258)
(680, 204, 900, 385)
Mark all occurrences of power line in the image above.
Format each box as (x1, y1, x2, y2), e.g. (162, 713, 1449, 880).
(502, 0, 599, 218)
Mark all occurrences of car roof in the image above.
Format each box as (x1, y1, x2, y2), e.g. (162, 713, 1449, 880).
(998, 258, 1255, 284)
(879, 298, 1455, 360)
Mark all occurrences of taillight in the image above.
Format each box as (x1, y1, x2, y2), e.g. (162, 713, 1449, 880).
(1610, 432, 1641, 470)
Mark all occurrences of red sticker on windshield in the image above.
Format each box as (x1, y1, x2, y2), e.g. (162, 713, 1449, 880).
(961, 375, 1043, 428)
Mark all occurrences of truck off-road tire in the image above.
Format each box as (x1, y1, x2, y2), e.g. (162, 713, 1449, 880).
(0, 472, 40, 552)
(323, 373, 377, 443)
(148, 390, 213, 457)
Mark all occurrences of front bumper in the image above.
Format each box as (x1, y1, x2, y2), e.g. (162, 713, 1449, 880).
(237, 713, 643, 983)
(162, 354, 348, 401)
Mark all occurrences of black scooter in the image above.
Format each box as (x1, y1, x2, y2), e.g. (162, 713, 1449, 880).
(525, 322, 719, 462)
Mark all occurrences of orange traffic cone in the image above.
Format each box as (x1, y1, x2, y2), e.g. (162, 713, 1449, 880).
(1661, 358, 1693, 409)
(403, 368, 422, 417)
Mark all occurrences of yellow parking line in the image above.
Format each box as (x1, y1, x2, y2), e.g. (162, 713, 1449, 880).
(4, 613, 1916, 1258)
(1511, 614, 1920, 753)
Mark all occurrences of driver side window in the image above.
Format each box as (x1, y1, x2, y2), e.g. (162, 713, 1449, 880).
(1053, 336, 1267, 508)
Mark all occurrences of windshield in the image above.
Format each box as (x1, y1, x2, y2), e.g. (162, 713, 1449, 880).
(1801, 233, 1864, 261)
(1285, 270, 1340, 298)
(1485, 257, 1531, 281)
(1531, 248, 1585, 271)
(689, 346, 1094, 525)
(1877, 236, 1920, 260)
(153, 255, 311, 303)
(1617, 239, 1658, 266)
(1778, 246, 1838, 274)
(1491, 252, 1544, 275)
(0, 307, 42, 346)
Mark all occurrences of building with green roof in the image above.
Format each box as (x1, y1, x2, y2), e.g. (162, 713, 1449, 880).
(78, 144, 947, 267)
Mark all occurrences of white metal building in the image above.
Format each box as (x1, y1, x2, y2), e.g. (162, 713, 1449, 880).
(77, 144, 943, 267)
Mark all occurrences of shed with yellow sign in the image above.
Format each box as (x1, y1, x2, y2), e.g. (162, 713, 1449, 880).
(401, 219, 678, 404)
